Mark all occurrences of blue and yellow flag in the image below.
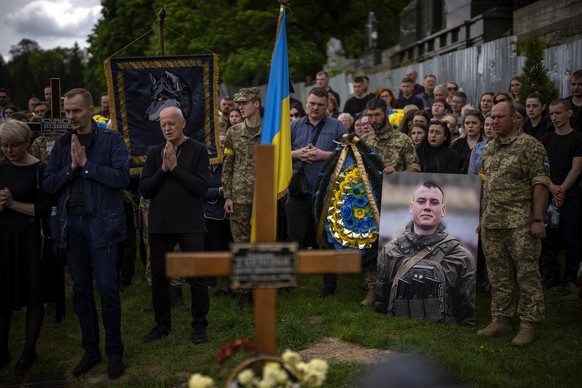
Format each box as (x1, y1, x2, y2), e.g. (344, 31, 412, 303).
(260, 8, 292, 199)
(250, 5, 292, 243)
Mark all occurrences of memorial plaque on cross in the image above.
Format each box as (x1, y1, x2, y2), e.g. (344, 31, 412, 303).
(166, 145, 361, 355)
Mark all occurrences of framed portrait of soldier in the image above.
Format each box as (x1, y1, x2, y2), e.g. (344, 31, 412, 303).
(375, 172, 481, 327)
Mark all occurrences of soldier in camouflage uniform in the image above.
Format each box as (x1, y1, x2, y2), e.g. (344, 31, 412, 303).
(359, 98, 420, 174)
(478, 101, 550, 347)
(358, 98, 420, 306)
(222, 88, 262, 308)
(30, 135, 56, 163)
(375, 182, 476, 326)
(222, 87, 262, 243)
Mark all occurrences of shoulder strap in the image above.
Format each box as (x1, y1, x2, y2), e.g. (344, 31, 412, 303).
(310, 120, 326, 146)
(393, 235, 456, 282)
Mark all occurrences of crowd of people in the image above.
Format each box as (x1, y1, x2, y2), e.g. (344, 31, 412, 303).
(0, 67, 581, 378)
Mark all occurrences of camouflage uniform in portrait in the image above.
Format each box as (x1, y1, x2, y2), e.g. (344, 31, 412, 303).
(480, 127, 550, 342)
(359, 124, 420, 172)
(375, 222, 476, 326)
(221, 88, 261, 243)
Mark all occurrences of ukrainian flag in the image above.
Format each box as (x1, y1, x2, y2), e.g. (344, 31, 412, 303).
(260, 8, 292, 199)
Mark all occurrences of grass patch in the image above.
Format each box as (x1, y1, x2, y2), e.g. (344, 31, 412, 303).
(1, 263, 581, 387)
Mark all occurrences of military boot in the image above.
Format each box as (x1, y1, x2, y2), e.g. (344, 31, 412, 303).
(169, 285, 189, 312)
(477, 320, 512, 337)
(511, 323, 536, 347)
(360, 271, 376, 306)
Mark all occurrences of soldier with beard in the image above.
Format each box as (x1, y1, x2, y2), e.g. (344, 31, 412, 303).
(359, 98, 420, 175)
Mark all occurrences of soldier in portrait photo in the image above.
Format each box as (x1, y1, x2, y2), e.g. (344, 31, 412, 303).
(375, 173, 480, 327)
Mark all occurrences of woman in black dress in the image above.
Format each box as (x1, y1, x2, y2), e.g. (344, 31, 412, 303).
(0, 119, 50, 375)
(417, 119, 460, 174)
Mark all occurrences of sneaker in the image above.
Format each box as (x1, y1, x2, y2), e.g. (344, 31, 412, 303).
(143, 325, 170, 343)
(558, 281, 577, 296)
(73, 352, 102, 377)
(107, 354, 125, 379)
(319, 287, 335, 298)
(477, 321, 512, 337)
(191, 325, 208, 344)
(13, 352, 37, 376)
(511, 323, 536, 347)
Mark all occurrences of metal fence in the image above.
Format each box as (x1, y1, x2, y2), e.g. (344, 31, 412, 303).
(292, 36, 582, 111)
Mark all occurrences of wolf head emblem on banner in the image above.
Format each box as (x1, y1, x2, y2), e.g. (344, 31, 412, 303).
(145, 71, 193, 121)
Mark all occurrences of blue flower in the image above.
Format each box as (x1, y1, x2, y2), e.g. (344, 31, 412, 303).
(344, 195, 356, 205)
(340, 204, 353, 219)
(345, 217, 356, 229)
(354, 196, 367, 208)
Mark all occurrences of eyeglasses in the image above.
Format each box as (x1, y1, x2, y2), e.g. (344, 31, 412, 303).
(1, 141, 25, 149)
(447, 87, 458, 91)
(361, 122, 371, 127)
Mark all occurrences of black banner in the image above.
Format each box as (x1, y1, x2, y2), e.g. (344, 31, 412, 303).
(104, 55, 220, 172)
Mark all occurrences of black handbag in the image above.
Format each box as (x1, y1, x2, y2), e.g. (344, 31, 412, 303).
(288, 121, 325, 197)
(288, 166, 309, 196)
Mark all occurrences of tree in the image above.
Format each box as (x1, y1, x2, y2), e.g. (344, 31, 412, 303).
(84, 0, 409, 89)
(2, 39, 88, 109)
(516, 35, 559, 104)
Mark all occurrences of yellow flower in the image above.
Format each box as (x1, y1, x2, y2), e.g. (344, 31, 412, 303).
(353, 207, 366, 220)
(237, 369, 255, 386)
(188, 373, 215, 388)
(281, 349, 301, 366)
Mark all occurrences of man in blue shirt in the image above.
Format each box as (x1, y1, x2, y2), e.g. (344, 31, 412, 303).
(287, 86, 347, 297)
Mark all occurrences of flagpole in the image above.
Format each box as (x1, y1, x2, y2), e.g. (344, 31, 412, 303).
(158, 8, 166, 56)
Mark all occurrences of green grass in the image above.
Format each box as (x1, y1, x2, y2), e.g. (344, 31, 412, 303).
(1, 263, 581, 387)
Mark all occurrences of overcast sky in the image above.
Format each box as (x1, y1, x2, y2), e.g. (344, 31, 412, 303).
(0, 0, 102, 60)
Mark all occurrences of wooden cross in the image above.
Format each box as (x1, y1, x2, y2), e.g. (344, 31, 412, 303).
(27, 78, 62, 138)
(166, 145, 361, 355)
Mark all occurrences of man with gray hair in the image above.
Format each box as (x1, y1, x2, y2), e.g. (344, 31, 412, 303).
(140, 106, 210, 345)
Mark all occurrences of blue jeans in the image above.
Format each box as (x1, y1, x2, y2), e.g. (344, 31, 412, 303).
(66, 215, 123, 357)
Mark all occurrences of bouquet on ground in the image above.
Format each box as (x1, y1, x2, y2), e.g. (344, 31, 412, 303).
(188, 339, 328, 388)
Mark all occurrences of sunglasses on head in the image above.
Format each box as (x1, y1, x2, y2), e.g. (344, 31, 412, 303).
(430, 118, 448, 125)
(494, 98, 507, 104)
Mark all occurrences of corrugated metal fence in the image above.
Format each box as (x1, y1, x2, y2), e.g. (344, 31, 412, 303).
(291, 36, 582, 110)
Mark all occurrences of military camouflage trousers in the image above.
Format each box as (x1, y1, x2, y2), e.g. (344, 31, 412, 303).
(481, 227, 545, 324)
(230, 203, 252, 243)
(140, 197, 184, 287)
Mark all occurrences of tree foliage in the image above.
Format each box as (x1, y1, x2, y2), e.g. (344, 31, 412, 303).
(84, 0, 408, 89)
(516, 35, 559, 104)
(0, 39, 89, 110)
(0, 0, 408, 102)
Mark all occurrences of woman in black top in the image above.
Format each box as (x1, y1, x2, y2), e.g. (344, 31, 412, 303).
(0, 119, 51, 375)
(418, 119, 460, 174)
(523, 92, 554, 140)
